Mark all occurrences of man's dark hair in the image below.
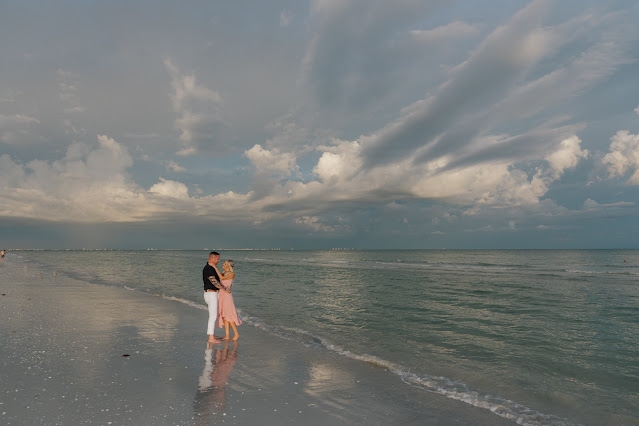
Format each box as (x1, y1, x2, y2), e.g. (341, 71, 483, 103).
(210, 251, 220, 256)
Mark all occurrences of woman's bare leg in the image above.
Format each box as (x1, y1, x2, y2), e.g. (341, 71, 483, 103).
(223, 320, 231, 340)
(230, 322, 239, 340)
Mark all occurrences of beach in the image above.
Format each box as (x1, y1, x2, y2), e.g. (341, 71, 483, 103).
(0, 256, 515, 425)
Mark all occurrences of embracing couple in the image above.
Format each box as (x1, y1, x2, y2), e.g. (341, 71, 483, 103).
(202, 251, 242, 344)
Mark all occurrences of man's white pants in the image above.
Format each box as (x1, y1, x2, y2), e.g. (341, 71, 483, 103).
(204, 291, 218, 335)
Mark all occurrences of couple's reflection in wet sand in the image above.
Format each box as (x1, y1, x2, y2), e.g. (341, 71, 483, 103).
(194, 340, 239, 423)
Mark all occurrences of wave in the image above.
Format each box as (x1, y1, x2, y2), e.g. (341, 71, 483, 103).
(246, 256, 523, 273)
(210, 315, 574, 426)
(565, 269, 639, 276)
(163, 296, 208, 310)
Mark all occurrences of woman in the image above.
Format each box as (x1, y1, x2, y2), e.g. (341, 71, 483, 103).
(212, 260, 241, 340)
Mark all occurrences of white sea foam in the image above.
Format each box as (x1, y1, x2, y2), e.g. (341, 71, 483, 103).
(123, 286, 209, 311)
(162, 295, 208, 310)
(565, 268, 639, 276)
(229, 322, 576, 426)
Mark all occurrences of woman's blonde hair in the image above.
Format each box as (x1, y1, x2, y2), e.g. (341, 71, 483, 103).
(226, 259, 235, 272)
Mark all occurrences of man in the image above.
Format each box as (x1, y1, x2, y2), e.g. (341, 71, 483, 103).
(202, 251, 224, 343)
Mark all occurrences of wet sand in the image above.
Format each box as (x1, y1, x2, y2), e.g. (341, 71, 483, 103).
(0, 256, 514, 425)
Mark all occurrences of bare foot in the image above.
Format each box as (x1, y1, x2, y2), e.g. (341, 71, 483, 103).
(222, 336, 231, 340)
(231, 334, 239, 341)
(208, 336, 223, 343)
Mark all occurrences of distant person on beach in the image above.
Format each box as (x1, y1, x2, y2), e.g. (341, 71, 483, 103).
(203, 251, 225, 344)
(0, 249, 5, 260)
(211, 260, 241, 340)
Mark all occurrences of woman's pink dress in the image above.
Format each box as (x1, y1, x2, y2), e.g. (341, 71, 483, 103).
(217, 279, 242, 327)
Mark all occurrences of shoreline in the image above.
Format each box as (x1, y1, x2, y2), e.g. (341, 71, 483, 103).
(0, 256, 514, 425)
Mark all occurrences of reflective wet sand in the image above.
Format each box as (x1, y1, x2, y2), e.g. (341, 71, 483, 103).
(0, 257, 513, 425)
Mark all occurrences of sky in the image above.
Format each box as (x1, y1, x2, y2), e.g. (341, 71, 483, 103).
(1, 0, 639, 250)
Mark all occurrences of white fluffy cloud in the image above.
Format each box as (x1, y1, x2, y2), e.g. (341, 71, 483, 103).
(149, 178, 190, 199)
(0, 135, 279, 224)
(313, 140, 361, 182)
(545, 135, 589, 178)
(602, 130, 639, 184)
(296, 132, 588, 212)
(245, 144, 298, 175)
(0, 135, 142, 222)
(0, 130, 591, 229)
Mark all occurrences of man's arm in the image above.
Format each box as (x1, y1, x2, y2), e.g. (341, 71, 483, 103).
(210, 276, 230, 292)
(207, 276, 223, 289)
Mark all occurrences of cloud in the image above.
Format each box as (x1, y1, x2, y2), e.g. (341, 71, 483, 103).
(1, 1, 638, 248)
(164, 58, 227, 155)
(360, 1, 579, 168)
(57, 69, 86, 114)
(245, 144, 299, 175)
(238, 0, 613, 221)
(0, 153, 27, 185)
(583, 198, 634, 210)
(280, 9, 294, 27)
(313, 140, 361, 183)
(301, 0, 441, 111)
(149, 178, 189, 199)
(0, 114, 40, 145)
(410, 21, 479, 43)
(544, 135, 589, 179)
(0, 135, 143, 222)
(583, 198, 600, 210)
(281, 132, 588, 214)
(280, 141, 539, 211)
(338, 1, 634, 194)
(264, 111, 316, 153)
(166, 161, 186, 172)
(294, 215, 340, 233)
(0, 135, 303, 225)
(0, 134, 261, 224)
(602, 130, 639, 184)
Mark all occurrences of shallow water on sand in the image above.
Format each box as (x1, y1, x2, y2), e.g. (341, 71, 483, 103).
(15, 249, 639, 425)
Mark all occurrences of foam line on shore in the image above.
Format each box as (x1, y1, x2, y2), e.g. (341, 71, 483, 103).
(141, 289, 572, 426)
(272, 326, 573, 426)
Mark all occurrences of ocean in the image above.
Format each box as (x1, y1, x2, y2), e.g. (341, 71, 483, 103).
(14, 249, 639, 425)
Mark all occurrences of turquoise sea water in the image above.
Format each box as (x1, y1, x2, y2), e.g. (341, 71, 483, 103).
(14, 249, 639, 425)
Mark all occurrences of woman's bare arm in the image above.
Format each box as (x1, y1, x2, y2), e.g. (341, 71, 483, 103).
(212, 266, 235, 289)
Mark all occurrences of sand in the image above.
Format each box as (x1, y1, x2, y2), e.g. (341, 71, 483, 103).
(0, 256, 514, 425)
